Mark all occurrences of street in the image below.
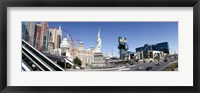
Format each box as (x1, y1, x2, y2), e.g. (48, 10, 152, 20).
(119, 60, 177, 71)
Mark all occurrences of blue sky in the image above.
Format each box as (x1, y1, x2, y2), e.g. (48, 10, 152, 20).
(23, 22, 178, 56)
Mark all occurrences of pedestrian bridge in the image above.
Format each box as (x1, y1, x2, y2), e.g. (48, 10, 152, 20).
(22, 39, 79, 71)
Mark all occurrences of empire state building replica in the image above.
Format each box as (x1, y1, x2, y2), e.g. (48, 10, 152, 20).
(93, 28, 105, 65)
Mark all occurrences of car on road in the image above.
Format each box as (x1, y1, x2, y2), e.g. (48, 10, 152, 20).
(155, 63, 160, 66)
(164, 58, 169, 62)
(137, 66, 144, 70)
(146, 67, 153, 70)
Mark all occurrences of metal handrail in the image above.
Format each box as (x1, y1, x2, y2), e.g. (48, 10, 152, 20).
(22, 50, 45, 71)
(22, 45, 54, 71)
(22, 60, 32, 71)
(22, 39, 65, 71)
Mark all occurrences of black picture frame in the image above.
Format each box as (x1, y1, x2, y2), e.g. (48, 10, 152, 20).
(0, 0, 200, 93)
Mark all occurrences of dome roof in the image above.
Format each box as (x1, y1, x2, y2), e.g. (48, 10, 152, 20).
(60, 37, 69, 47)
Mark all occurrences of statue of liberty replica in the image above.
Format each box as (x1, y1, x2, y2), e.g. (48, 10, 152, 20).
(93, 28, 105, 67)
(95, 28, 102, 52)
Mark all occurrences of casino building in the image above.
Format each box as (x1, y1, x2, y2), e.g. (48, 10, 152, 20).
(135, 42, 169, 61)
(72, 41, 95, 67)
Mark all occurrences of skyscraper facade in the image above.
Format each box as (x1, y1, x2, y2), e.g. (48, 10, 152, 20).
(22, 24, 29, 41)
(135, 42, 169, 60)
(25, 22, 36, 46)
(40, 22, 49, 51)
(35, 24, 42, 50)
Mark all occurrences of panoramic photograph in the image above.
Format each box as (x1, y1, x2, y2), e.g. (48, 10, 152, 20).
(21, 22, 178, 71)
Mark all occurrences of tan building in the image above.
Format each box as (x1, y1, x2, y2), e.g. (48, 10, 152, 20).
(47, 26, 63, 54)
(48, 28, 57, 53)
(73, 41, 95, 67)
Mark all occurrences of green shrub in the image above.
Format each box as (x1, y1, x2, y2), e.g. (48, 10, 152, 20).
(73, 57, 82, 67)
(164, 62, 178, 71)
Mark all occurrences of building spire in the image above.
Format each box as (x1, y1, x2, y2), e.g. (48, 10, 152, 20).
(59, 25, 61, 30)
